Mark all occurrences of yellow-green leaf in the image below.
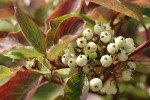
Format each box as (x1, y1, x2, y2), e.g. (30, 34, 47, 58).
(0, 66, 12, 80)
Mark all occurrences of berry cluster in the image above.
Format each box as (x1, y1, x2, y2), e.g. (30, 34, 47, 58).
(61, 21, 136, 94)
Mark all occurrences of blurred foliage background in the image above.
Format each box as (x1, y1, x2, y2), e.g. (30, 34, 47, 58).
(0, 0, 150, 100)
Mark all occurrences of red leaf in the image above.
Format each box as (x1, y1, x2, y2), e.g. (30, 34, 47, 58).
(46, 0, 83, 21)
(90, 6, 118, 23)
(0, 70, 41, 100)
(54, 16, 86, 44)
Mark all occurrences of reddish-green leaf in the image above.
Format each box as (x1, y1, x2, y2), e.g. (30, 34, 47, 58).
(15, 8, 46, 53)
(47, 17, 85, 61)
(89, 0, 143, 22)
(46, 0, 83, 22)
(54, 16, 85, 44)
(0, 70, 41, 100)
(90, 6, 118, 23)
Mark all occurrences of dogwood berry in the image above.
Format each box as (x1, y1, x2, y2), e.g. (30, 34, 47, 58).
(122, 70, 133, 81)
(85, 42, 97, 53)
(117, 50, 128, 61)
(83, 64, 93, 74)
(105, 83, 117, 95)
(107, 43, 118, 54)
(82, 28, 94, 40)
(61, 54, 71, 65)
(76, 55, 88, 67)
(90, 78, 103, 92)
(126, 61, 136, 71)
(68, 58, 77, 68)
(94, 22, 105, 35)
(100, 31, 111, 43)
(76, 37, 87, 48)
(115, 36, 126, 48)
(100, 55, 112, 67)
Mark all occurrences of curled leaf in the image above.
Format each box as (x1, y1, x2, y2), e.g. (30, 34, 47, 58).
(47, 17, 85, 61)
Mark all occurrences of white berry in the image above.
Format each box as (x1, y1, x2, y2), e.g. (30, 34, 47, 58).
(106, 83, 117, 95)
(90, 78, 103, 92)
(122, 70, 133, 81)
(100, 55, 112, 67)
(94, 23, 105, 35)
(61, 54, 71, 65)
(117, 50, 128, 61)
(85, 42, 97, 53)
(68, 58, 77, 68)
(100, 31, 111, 43)
(76, 55, 88, 67)
(107, 43, 118, 54)
(76, 37, 87, 48)
(115, 36, 126, 48)
(83, 64, 93, 74)
(82, 28, 93, 40)
(126, 61, 136, 71)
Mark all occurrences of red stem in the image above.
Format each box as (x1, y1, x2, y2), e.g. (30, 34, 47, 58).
(113, 39, 150, 66)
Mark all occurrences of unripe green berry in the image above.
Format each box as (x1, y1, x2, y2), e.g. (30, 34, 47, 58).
(100, 55, 112, 67)
(76, 55, 88, 67)
(90, 78, 103, 92)
(82, 28, 94, 40)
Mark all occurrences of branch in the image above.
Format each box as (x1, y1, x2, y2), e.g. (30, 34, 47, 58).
(113, 39, 150, 66)
(141, 22, 149, 41)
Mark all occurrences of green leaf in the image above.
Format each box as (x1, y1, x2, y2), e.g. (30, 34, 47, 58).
(37, 57, 51, 74)
(0, 70, 41, 100)
(0, 55, 17, 67)
(0, 66, 12, 80)
(32, 83, 63, 100)
(15, 8, 46, 53)
(89, 0, 143, 22)
(46, 14, 94, 47)
(3, 46, 43, 58)
(64, 71, 86, 100)
(4, 51, 24, 60)
(0, 20, 13, 32)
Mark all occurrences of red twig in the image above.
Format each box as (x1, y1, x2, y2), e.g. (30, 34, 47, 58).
(141, 22, 149, 41)
(113, 39, 150, 66)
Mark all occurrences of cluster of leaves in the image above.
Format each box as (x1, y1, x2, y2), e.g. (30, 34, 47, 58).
(0, 0, 150, 100)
